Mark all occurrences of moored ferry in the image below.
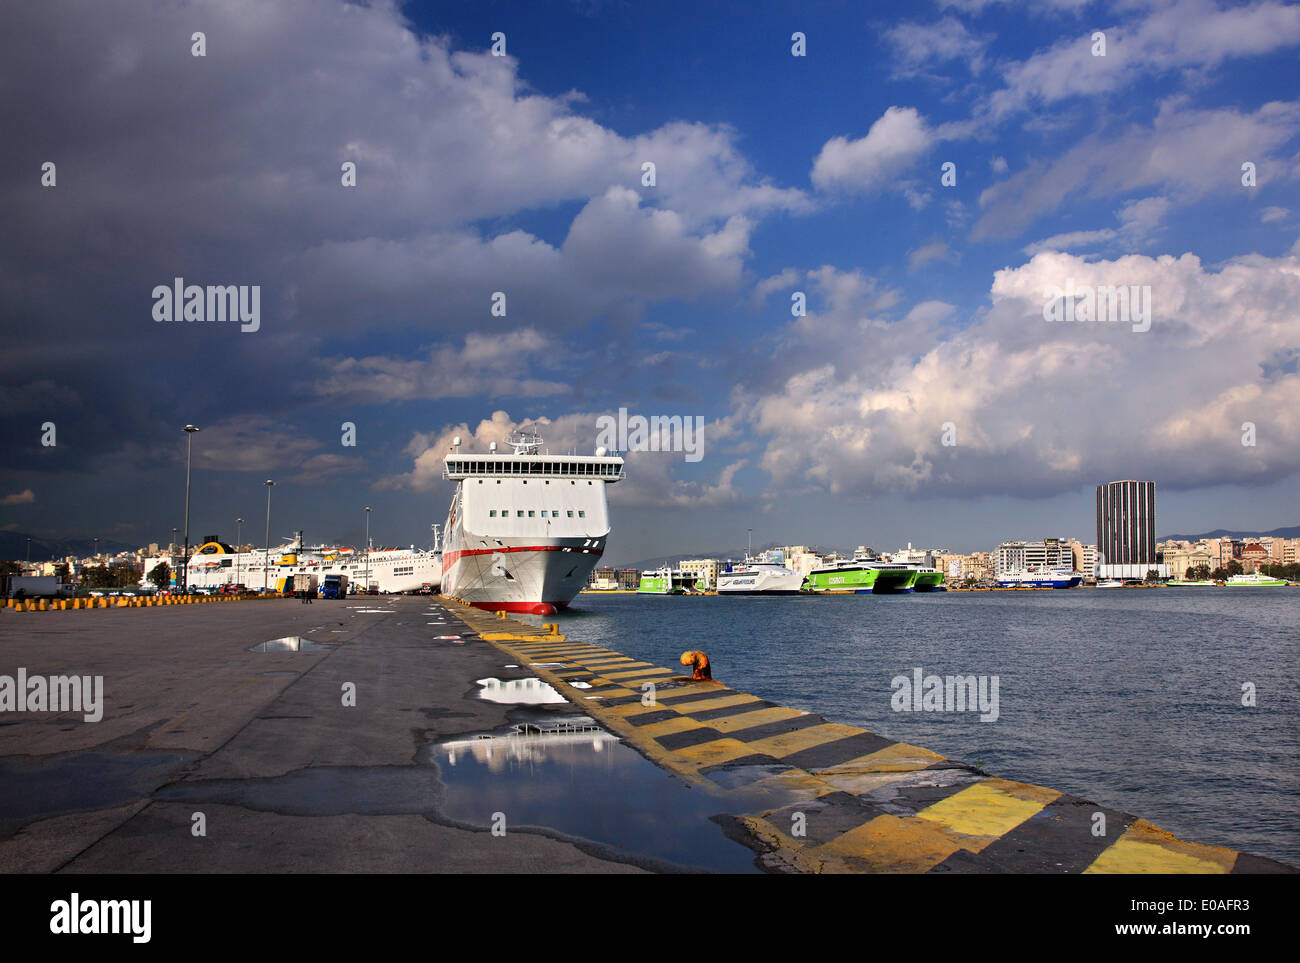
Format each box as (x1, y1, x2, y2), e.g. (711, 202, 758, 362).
(717, 550, 804, 595)
(140, 531, 442, 594)
(805, 547, 918, 594)
(440, 428, 624, 614)
(1225, 573, 1288, 586)
(996, 567, 1082, 589)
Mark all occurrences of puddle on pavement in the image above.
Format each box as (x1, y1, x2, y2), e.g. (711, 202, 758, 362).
(0, 749, 198, 836)
(249, 636, 330, 653)
(429, 718, 759, 873)
(476, 677, 566, 705)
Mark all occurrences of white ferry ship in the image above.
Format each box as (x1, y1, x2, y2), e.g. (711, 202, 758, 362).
(140, 530, 442, 594)
(996, 566, 1082, 589)
(717, 550, 803, 595)
(440, 428, 624, 614)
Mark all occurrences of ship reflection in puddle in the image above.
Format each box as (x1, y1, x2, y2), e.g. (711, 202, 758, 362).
(475, 677, 567, 705)
(430, 717, 760, 873)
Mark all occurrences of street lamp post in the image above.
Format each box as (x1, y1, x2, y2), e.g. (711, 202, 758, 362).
(235, 517, 243, 589)
(26, 537, 31, 567)
(364, 507, 372, 592)
(181, 425, 200, 593)
(264, 480, 275, 592)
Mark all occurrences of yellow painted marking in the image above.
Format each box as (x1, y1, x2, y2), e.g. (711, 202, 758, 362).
(812, 814, 963, 873)
(670, 694, 764, 716)
(636, 717, 714, 739)
(600, 700, 668, 718)
(703, 705, 804, 733)
(602, 667, 673, 680)
(744, 768, 839, 803)
(816, 742, 947, 776)
(915, 779, 1056, 844)
(1084, 820, 1234, 874)
(740, 722, 865, 759)
(671, 737, 758, 769)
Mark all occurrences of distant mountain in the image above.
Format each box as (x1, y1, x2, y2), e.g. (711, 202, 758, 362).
(0, 531, 139, 562)
(1158, 525, 1300, 542)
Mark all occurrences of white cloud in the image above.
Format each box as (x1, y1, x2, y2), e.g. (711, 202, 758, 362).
(315, 329, 569, 403)
(742, 248, 1300, 498)
(907, 240, 954, 271)
(986, 0, 1300, 120)
(1261, 206, 1289, 223)
(811, 107, 934, 194)
(381, 409, 751, 509)
(884, 17, 991, 78)
(975, 100, 1300, 239)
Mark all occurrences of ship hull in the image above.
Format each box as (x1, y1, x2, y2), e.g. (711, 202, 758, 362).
(805, 567, 878, 593)
(442, 538, 604, 611)
(717, 566, 804, 594)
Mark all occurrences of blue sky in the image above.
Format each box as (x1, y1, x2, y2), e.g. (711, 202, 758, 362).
(2, 0, 1298, 562)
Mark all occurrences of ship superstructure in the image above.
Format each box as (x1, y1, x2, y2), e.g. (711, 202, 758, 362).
(440, 428, 624, 614)
(140, 530, 442, 594)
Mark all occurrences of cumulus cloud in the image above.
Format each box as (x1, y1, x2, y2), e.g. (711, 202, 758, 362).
(742, 248, 1300, 498)
(811, 107, 934, 194)
(381, 409, 750, 509)
(0, 0, 805, 474)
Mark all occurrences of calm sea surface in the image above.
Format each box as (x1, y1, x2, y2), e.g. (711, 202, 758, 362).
(542, 588, 1300, 866)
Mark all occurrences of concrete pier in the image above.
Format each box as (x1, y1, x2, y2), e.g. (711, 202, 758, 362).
(1, 595, 1293, 873)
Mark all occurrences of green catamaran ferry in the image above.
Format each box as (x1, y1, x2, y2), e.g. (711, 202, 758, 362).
(804, 551, 919, 594)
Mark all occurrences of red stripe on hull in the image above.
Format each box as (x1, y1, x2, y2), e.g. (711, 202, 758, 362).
(464, 600, 570, 614)
(441, 544, 603, 572)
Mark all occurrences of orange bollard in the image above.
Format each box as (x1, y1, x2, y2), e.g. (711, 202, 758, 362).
(680, 650, 713, 681)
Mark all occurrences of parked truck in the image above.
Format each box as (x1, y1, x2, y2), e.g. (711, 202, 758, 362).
(3, 575, 72, 599)
(320, 573, 348, 599)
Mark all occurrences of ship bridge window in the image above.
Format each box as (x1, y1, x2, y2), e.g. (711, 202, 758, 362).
(516, 511, 524, 517)
(579, 511, 586, 518)
(540, 511, 547, 518)
(567, 510, 574, 517)
(528, 510, 535, 517)
(489, 510, 497, 517)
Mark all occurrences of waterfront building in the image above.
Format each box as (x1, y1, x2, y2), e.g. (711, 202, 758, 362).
(680, 558, 721, 590)
(994, 539, 1074, 578)
(784, 550, 825, 580)
(616, 568, 639, 590)
(1241, 543, 1269, 573)
(1096, 480, 1167, 579)
(1068, 540, 1097, 579)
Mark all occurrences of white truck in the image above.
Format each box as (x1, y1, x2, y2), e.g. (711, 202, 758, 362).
(3, 575, 73, 599)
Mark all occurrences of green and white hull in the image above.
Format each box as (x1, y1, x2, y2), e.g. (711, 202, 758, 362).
(912, 569, 945, 592)
(804, 563, 918, 594)
(1226, 574, 1287, 586)
(805, 566, 878, 593)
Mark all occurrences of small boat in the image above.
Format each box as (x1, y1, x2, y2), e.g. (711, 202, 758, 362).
(1095, 579, 1124, 588)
